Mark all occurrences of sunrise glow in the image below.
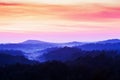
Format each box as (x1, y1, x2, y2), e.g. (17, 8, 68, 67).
(0, 0, 120, 43)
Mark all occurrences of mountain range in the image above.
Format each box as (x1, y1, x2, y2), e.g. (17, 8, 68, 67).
(0, 39, 120, 62)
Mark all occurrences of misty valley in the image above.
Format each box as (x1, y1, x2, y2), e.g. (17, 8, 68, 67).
(0, 39, 120, 80)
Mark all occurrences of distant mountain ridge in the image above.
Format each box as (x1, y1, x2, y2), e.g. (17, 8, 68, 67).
(21, 39, 120, 44)
(97, 39, 120, 44)
(77, 39, 120, 51)
(1, 39, 120, 45)
(0, 39, 120, 52)
(21, 40, 54, 44)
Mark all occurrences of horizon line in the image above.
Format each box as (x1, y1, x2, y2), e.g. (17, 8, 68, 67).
(0, 38, 120, 44)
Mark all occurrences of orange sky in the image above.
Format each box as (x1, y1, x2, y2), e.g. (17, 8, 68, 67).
(0, 0, 120, 42)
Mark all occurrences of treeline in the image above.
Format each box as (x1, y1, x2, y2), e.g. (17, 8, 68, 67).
(0, 49, 120, 80)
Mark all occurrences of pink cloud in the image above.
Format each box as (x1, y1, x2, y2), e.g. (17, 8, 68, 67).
(0, 2, 120, 21)
(0, 2, 22, 6)
(60, 7, 120, 21)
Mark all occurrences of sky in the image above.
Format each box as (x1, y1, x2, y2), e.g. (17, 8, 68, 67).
(0, 0, 120, 43)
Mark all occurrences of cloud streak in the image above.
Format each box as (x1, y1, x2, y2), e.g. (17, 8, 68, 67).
(0, 3, 120, 21)
(0, 2, 120, 42)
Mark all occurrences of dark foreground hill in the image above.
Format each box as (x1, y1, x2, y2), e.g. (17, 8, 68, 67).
(0, 50, 37, 66)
